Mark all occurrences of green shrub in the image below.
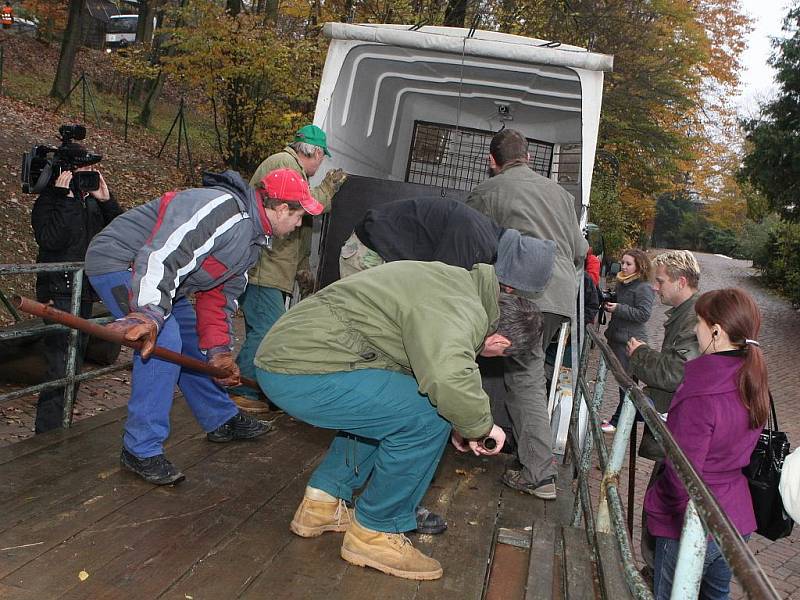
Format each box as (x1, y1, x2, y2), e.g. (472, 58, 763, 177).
(761, 221, 800, 305)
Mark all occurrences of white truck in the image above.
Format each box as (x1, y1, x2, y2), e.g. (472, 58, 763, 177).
(308, 22, 613, 453)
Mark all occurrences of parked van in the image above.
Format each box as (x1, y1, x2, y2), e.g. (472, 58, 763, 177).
(104, 14, 138, 49)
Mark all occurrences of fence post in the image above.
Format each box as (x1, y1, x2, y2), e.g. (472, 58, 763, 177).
(61, 267, 84, 429)
(670, 501, 707, 599)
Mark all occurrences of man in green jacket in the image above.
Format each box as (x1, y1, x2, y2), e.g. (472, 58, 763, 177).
(230, 125, 347, 412)
(254, 261, 541, 580)
(626, 249, 701, 571)
(465, 129, 588, 500)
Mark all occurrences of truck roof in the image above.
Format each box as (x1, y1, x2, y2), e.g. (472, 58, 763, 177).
(323, 23, 613, 73)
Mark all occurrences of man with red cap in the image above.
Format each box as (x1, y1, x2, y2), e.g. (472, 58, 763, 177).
(84, 169, 323, 485)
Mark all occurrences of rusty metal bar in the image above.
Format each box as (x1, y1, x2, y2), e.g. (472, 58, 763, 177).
(0, 362, 131, 404)
(12, 295, 259, 391)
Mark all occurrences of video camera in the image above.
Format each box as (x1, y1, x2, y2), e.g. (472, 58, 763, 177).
(21, 124, 103, 194)
(600, 288, 617, 304)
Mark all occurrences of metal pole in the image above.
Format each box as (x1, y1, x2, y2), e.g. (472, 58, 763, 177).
(12, 295, 259, 391)
(176, 99, 183, 167)
(597, 388, 636, 533)
(670, 501, 707, 599)
(60, 268, 84, 428)
(628, 418, 637, 535)
(81, 73, 87, 123)
(124, 77, 131, 142)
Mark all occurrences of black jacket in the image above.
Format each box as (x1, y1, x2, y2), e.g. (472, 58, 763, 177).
(354, 196, 503, 269)
(31, 186, 123, 301)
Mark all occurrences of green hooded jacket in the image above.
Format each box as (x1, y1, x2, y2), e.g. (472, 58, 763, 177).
(255, 261, 500, 439)
(247, 147, 337, 292)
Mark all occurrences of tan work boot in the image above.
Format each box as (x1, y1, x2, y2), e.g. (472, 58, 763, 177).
(229, 394, 270, 415)
(290, 488, 351, 538)
(340, 516, 443, 580)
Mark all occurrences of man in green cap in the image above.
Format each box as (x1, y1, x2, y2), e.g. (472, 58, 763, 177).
(229, 125, 347, 413)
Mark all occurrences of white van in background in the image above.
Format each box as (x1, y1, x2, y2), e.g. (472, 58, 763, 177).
(104, 14, 138, 49)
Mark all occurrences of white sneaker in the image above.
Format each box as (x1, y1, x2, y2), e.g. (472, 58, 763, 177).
(600, 420, 617, 433)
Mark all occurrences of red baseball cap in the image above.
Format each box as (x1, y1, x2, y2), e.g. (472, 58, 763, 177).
(258, 168, 324, 215)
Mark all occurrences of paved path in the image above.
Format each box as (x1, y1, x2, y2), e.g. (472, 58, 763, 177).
(589, 251, 800, 599)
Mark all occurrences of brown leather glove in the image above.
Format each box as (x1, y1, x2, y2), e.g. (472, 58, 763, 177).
(208, 351, 241, 387)
(106, 312, 159, 359)
(322, 168, 348, 193)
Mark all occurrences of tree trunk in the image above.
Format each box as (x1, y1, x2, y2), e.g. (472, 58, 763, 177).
(137, 69, 165, 127)
(443, 0, 468, 27)
(227, 0, 241, 16)
(136, 0, 157, 44)
(50, 0, 84, 100)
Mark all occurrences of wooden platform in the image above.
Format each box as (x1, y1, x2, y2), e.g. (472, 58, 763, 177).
(0, 402, 633, 599)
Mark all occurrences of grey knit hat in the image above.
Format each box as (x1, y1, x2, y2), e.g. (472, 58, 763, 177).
(494, 229, 556, 293)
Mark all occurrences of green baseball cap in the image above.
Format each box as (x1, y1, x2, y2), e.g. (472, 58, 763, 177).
(294, 124, 331, 157)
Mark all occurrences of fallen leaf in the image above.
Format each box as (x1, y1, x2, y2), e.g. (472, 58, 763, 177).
(468, 520, 478, 526)
(455, 468, 467, 476)
(78, 570, 89, 581)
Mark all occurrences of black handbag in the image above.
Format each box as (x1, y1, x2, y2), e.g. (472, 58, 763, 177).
(743, 392, 793, 541)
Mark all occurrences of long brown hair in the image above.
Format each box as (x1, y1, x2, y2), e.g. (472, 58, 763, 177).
(694, 289, 769, 428)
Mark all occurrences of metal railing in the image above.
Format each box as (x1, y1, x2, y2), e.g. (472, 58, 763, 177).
(0, 262, 131, 428)
(568, 327, 780, 599)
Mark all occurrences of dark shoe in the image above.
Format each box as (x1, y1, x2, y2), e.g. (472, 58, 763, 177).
(207, 411, 272, 443)
(501, 470, 557, 500)
(414, 506, 447, 535)
(120, 448, 185, 485)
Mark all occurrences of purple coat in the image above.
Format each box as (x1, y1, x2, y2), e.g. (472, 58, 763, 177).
(644, 353, 762, 539)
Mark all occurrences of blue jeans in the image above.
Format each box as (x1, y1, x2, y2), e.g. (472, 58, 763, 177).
(89, 270, 238, 457)
(256, 368, 451, 533)
(654, 535, 745, 600)
(230, 284, 286, 400)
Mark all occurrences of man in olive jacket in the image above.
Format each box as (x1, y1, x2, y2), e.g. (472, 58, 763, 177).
(465, 129, 588, 499)
(230, 125, 347, 411)
(254, 261, 541, 581)
(626, 249, 701, 570)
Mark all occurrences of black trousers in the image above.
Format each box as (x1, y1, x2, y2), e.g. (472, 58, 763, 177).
(36, 296, 94, 433)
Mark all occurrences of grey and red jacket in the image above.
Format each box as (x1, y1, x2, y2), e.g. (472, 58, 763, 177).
(85, 170, 273, 353)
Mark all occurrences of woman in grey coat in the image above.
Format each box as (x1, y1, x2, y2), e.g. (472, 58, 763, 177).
(601, 248, 655, 432)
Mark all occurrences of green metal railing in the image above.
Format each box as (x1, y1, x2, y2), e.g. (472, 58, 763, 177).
(0, 262, 131, 428)
(569, 328, 780, 599)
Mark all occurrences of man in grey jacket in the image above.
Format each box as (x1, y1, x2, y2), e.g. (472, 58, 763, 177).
(466, 129, 588, 499)
(85, 169, 323, 486)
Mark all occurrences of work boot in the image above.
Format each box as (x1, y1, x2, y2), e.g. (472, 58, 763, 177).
(207, 411, 272, 443)
(414, 506, 447, 535)
(230, 393, 270, 415)
(120, 448, 185, 485)
(290, 487, 351, 537)
(340, 516, 443, 580)
(501, 470, 557, 500)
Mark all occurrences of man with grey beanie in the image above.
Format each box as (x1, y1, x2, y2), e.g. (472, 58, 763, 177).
(339, 196, 555, 295)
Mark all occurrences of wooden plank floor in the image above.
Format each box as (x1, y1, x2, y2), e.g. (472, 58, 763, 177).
(0, 402, 624, 599)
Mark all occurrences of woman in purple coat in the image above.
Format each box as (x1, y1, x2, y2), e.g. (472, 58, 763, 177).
(644, 288, 769, 600)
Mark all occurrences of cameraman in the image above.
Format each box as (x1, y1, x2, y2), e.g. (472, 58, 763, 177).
(31, 161, 122, 433)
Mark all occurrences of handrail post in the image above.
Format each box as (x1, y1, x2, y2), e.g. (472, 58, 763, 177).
(571, 353, 608, 528)
(597, 388, 636, 533)
(670, 501, 707, 599)
(61, 267, 84, 429)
